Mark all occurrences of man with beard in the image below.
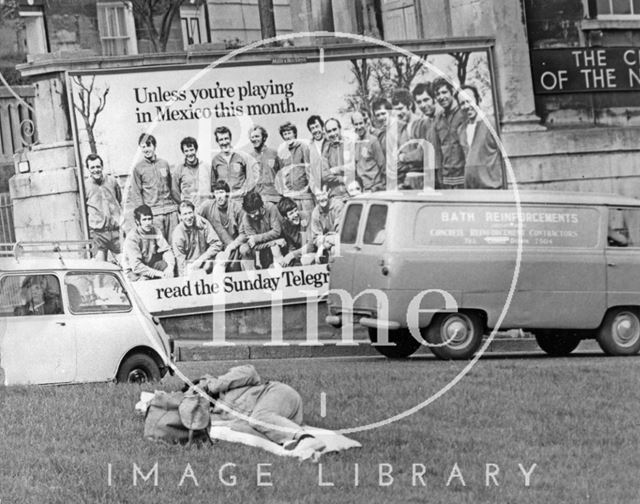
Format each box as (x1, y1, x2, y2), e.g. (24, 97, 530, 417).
(321, 118, 353, 201)
(277, 121, 314, 218)
(351, 111, 385, 192)
(198, 181, 245, 272)
(129, 134, 179, 241)
(431, 77, 467, 189)
(310, 187, 345, 263)
(390, 88, 434, 189)
(248, 125, 282, 205)
(275, 196, 314, 267)
(306, 115, 327, 194)
(172, 200, 223, 276)
(172, 137, 211, 205)
(457, 84, 504, 189)
(84, 153, 122, 262)
(123, 204, 175, 281)
(211, 126, 258, 201)
(238, 191, 283, 270)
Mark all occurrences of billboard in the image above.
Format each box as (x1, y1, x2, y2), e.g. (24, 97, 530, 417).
(68, 42, 500, 315)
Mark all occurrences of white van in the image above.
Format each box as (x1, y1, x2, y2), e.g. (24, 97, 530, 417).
(0, 242, 172, 385)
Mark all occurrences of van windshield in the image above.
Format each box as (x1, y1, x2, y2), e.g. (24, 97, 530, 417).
(340, 203, 363, 244)
(363, 205, 388, 245)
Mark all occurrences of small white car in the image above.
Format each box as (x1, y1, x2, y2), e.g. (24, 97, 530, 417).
(0, 245, 173, 385)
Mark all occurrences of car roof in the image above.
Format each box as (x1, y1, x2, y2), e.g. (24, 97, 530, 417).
(0, 257, 122, 273)
(350, 189, 640, 207)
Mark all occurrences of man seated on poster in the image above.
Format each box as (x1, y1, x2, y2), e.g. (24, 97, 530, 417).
(238, 191, 283, 270)
(123, 204, 176, 281)
(172, 200, 223, 276)
(211, 126, 258, 202)
(197, 181, 245, 272)
(457, 84, 504, 190)
(276, 121, 314, 219)
(171, 136, 211, 206)
(310, 186, 346, 263)
(274, 197, 315, 267)
(84, 153, 123, 263)
(248, 125, 282, 205)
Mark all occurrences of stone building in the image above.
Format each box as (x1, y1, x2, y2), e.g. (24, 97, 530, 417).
(6, 0, 640, 241)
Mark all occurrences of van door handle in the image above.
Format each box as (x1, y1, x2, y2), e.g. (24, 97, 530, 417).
(607, 262, 617, 267)
(56, 322, 66, 326)
(354, 245, 362, 251)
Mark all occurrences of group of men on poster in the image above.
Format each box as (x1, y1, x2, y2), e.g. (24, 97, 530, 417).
(85, 78, 504, 280)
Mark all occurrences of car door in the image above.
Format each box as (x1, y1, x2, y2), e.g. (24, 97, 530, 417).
(0, 273, 76, 385)
(64, 271, 143, 382)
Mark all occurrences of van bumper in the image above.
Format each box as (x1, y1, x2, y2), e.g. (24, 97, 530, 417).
(325, 314, 401, 331)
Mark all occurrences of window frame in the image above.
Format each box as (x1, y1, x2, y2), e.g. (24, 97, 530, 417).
(0, 273, 64, 317)
(96, 1, 138, 56)
(593, 0, 640, 19)
(362, 204, 388, 246)
(340, 202, 364, 245)
(64, 271, 133, 315)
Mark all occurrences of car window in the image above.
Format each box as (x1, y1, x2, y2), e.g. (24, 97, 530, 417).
(363, 204, 388, 245)
(0, 274, 63, 317)
(608, 207, 640, 247)
(64, 272, 132, 314)
(340, 203, 363, 244)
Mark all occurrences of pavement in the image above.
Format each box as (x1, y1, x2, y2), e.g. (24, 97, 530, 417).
(174, 337, 603, 361)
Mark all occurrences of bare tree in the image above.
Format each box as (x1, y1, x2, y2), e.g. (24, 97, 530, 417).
(71, 76, 109, 154)
(125, 0, 191, 53)
(450, 52, 470, 86)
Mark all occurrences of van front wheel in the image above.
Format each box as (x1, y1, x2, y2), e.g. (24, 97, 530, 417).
(426, 312, 483, 360)
(534, 332, 581, 356)
(368, 328, 421, 358)
(117, 353, 162, 383)
(597, 308, 640, 356)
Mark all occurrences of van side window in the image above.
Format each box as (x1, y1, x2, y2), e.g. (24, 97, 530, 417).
(363, 205, 388, 245)
(340, 203, 363, 244)
(608, 208, 640, 247)
(0, 275, 63, 317)
(65, 272, 132, 314)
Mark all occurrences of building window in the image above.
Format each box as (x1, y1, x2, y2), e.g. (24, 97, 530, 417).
(18, 7, 48, 55)
(596, 0, 640, 17)
(96, 2, 138, 56)
(180, 4, 209, 48)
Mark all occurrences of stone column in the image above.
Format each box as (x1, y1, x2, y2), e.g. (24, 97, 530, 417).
(491, 0, 544, 131)
(289, 0, 335, 44)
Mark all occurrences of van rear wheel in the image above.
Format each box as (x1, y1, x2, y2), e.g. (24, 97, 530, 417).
(116, 353, 161, 383)
(368, 328, 421, 358)
(534, 332, 581, 356)
(426, 312, 483, 360)
(597, 308, 640, 356)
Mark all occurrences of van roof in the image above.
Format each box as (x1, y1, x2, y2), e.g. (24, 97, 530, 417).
(351, 189, 640, 207)
(0, 257, 122, 273)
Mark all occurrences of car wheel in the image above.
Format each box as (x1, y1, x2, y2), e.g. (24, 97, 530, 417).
(597, 308, 640, 356)
(368, 328, 421, 358)
(116, 353, 161, 383)
(426, 312, 483, 360)
(534, 331, 581, 356)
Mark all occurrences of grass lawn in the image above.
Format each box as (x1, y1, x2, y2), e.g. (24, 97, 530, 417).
(1, 355, 639, 503)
